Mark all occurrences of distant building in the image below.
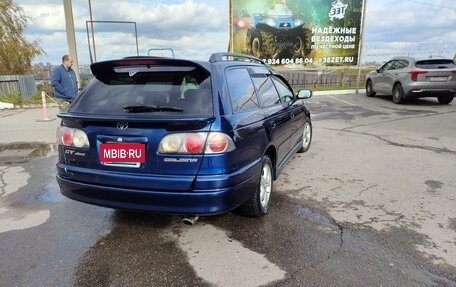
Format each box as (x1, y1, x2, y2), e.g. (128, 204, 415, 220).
(33, 62, 52, 81)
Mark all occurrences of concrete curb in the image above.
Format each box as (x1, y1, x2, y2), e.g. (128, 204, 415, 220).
(0, 103, 59, 110)
(0, 102, 14, 109)
(313, 89, 360, 96)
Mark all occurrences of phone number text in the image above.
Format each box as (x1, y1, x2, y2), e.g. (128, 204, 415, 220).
(262, 58, 313, 65)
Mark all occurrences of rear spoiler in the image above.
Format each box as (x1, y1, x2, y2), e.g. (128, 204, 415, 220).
(58, 113, 215, 126)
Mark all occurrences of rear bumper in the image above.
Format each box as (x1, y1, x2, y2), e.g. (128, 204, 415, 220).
(56, 161, 262, 215)
(404, 82, 456, 97)
(408, 89, 456, 98)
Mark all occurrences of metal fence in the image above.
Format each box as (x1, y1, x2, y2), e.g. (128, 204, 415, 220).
(281, 70, 363, 90)
(0, 75, 37, 100)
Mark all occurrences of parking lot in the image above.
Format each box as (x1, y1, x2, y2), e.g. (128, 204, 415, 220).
(1, 93, 455, 286)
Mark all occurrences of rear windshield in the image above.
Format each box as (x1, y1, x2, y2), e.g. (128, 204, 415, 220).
(70, 67, 213, 117)
(415, 59, 456, 69)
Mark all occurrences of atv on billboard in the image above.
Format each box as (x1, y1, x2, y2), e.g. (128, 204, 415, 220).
(230, 0, 364, 68)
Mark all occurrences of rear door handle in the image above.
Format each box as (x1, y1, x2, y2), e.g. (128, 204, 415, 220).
(270, 122, 277, 129)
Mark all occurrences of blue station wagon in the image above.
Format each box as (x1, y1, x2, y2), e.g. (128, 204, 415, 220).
(56, 53, 312, 220)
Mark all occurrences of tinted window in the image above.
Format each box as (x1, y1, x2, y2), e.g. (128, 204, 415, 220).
(271, 76, 294, 103)
(381, 61, 394, 71)
(415, 59, 456, 69)
(226, 68, 259, 113)
(71, 69, 213, 117)
(391, 60, 408, 69)
(251, 75, 281, 107)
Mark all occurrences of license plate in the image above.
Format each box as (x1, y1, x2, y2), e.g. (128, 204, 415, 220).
(429, 76, 448, 82)
(100, 143, 146, 164)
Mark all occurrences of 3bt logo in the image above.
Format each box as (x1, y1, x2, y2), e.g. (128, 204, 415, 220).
(329, 0, 348, 21)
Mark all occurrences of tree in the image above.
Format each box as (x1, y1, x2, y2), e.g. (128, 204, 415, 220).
(0, 0, 44, 75)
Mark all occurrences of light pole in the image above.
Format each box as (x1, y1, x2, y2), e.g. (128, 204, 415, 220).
(88, 0, 97, 62)
(63, 0, 80, 87)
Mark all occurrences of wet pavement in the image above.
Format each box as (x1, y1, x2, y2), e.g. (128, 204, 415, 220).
(1, 95, 456, 286)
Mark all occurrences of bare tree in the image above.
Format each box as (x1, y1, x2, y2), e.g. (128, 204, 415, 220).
(0, 0, 44, 75)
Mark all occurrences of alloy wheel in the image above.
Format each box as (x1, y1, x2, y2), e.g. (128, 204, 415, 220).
(259, 162, 272, 209)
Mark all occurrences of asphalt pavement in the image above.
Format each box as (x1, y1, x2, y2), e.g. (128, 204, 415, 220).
(1, 94, 456, 286)
(0, 106, 60, 144)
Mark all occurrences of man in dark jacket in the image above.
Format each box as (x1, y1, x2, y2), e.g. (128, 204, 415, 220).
(52, 55, 78, 111)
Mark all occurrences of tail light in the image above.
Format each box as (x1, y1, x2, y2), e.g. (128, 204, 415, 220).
(207, 133, 229, 153)
(158, 132, 235, 155)
(409, 70, 427, 81)
(57, 126, 90, 148)
(183, 134, 204, 154)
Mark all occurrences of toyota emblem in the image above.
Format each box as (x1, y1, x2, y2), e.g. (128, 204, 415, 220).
(117, 122, 129, 130)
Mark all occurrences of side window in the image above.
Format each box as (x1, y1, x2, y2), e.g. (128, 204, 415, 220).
(381, 61, 394, 71)
(397, 60, 409, 69)
(390, 61, 399, 70)
(251, 75, 281, 107)
(390, 60, 402, 70)
(271, 76, 294, 103)
(390, 60, 407, 70)
(226, 68, 259, 113)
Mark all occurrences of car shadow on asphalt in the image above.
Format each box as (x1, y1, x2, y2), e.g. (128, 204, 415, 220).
(373, 95, 443, 106)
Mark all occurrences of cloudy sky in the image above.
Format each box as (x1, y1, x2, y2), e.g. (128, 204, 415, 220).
(16, 0, 456, 65)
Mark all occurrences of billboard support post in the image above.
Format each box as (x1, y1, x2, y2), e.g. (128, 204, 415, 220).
(356, 0, 368, 94)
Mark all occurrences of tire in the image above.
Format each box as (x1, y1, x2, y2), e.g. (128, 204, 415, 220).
(293, 36, 304, 57)
(251, 33, 262, 58)
(260, 30, 276, 58)
(297, 119, 312, 153)
(392, 83, 405, 104)
(239, 155, 273, 217)
(437, 95, 454, 104)
(366, 80, 376, 97)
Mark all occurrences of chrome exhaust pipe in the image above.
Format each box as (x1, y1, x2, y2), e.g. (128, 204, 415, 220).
(182, 215, 199, 226)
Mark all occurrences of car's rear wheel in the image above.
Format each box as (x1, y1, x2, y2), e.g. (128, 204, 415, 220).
(392, 84, 405, 104)
(366, 80, 376, 97)
(437, 95, 454, 104)
(240, 155, 273, 217)
(297, 119, 312, 153)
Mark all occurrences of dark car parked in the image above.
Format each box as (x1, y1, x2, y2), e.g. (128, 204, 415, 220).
(366, 56, 456, 104)
(56, 52, 312, 220)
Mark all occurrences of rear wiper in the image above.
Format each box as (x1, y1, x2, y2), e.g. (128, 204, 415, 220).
(123, 105, 184, 113)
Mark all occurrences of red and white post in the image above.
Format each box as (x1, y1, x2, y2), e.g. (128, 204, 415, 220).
(41, 91, 50, 121)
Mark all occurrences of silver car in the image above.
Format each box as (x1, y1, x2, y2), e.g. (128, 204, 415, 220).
(365, 56, 456, 104)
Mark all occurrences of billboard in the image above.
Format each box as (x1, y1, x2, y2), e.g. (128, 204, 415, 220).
(230, 0, 364, 68)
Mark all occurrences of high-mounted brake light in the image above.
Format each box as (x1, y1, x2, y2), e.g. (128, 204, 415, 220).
(158, 132, 235, 155)
(57, 126, 90, 148)
(409, 70, 427, 81)
(116, 60, 157, 66)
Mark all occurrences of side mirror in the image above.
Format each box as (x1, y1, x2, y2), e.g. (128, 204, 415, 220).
(297, 89, 312, 99)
